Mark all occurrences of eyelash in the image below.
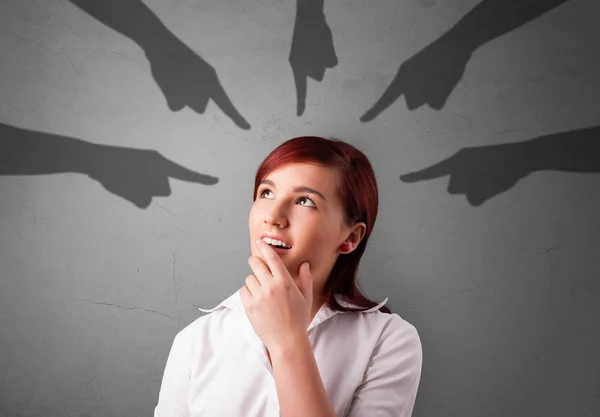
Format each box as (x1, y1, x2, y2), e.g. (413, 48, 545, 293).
(258, 188, 317, 208)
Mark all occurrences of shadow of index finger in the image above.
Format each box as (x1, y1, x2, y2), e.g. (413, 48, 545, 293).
(400, 157, 454, 183)
(360, 72, 405, 122)
(291, 64, 308, 116)
(209, 82, 251, 130)
(161, 156, 219, 185)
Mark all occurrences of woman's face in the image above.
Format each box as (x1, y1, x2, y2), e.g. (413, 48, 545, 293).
(248, 162, 365, 294)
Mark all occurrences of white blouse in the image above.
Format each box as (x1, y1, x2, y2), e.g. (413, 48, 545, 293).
(154, 289, 422, 417)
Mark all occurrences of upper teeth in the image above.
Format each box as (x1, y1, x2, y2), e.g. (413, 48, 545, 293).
(262, 237, 291, 249)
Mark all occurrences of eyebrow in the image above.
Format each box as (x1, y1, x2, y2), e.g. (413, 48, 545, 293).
(259, 179, 327, 201)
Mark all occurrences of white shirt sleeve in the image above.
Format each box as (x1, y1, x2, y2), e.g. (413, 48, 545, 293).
(345, 315, 423, 417)
(154, 330, 193, 417)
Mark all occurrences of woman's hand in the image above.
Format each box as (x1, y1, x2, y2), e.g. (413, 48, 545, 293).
(240, 239, 313, 354)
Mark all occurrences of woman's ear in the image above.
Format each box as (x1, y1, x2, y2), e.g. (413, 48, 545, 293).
(345, 222, 367, 252)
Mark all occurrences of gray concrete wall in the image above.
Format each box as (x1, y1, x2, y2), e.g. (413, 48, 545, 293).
(1, 0, 599, 416)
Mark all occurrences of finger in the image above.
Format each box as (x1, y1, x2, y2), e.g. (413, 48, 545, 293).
(160, 154, 219, 185)
(295, 262, 313, 300)
(255, 239, 290, 283)
(428, 93, 448, 110)
(468, 185, 499, 207)
(240, 285, 251, 302)
(360, 71, 404, 122)
(209, 80, 252, 130)
(405, 89, 426, 111)
(165, 92, 185, 111)
(245, 274, 261, 295)
(248, 256, 273, 286)
(467, 192, 487, 207)
(291, 64, 307, 116)
(400, 157, 454, 183)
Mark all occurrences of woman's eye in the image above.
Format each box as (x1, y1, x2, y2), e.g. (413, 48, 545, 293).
(298, 196, 316, 208)
(259, 189, 316, 208)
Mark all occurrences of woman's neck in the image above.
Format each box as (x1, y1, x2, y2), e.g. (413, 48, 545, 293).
(309, 295, 326, 326)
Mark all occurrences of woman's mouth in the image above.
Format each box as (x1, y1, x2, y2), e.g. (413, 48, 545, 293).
(268, 245, 291, 255)
(260, 237, 292, 255)
(261, 236, 292, 250)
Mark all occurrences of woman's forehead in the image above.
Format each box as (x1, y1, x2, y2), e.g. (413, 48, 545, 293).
(263, 163, 342, 200)
(265, 163, 338, 185)
(267, 162, 333, 175)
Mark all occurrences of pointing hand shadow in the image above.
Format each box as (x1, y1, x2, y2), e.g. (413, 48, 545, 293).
(360, 0, 571, 121)
(0, 123, 218, 209)
(400, 126, 600, 206)
(289, 0, 338, 116)
(361, 34, 473, 120)
(69, 0, 250, 130)
(144, 36, 250, 130)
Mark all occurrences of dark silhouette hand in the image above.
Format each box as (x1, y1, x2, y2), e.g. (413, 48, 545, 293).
(86, 145, 218, 209)
(145, 36, 251, 130)
(400, 143, 531, 206)
(361, 35, 473, 120)
(400, 126, 600, 206)
(0, 123, 218, 209)
(360, 0, 571, 121)
(68, 0, 250, 130)
(289, 0, 338, 116)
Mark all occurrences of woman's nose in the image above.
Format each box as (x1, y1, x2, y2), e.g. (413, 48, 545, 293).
(264, 205, 288, 227)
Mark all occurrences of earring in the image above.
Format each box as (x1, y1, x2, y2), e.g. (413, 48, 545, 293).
(340, 243, 349, 253)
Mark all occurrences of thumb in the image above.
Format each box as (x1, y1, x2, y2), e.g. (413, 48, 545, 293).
(296, 262, 313, 299)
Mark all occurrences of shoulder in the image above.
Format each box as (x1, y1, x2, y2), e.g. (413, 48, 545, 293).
(377, 312, 420, 345)
(368, 312, 422, 372)
(168, 289, 245, 353)
(332, 307, 422, 360)
(379, 312, 421, 354)
(338, 312, 423, 417)
(345, 306, 421, 343)
(333, 295, 420, 348)
(350, 310, 422, 366)
(169, 308, 235, 352)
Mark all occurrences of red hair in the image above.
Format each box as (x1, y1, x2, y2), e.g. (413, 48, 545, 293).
(253, 136, 391, 314)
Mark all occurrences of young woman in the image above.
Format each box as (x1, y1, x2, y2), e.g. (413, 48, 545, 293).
(154, 136, 423, 417)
